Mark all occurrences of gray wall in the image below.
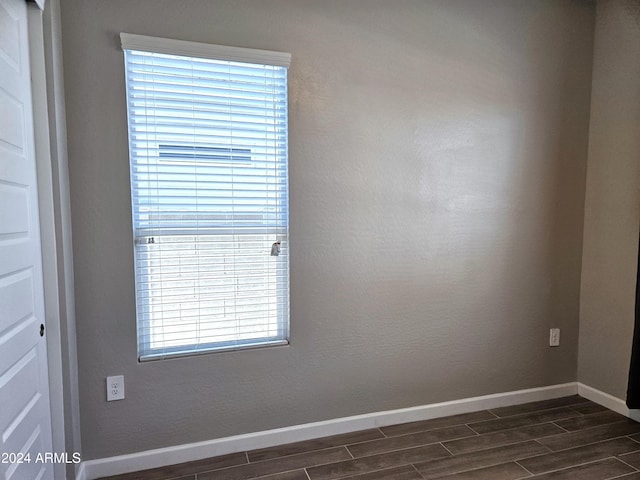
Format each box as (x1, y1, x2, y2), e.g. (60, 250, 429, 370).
(59, 0, 595, 459)
(578, 0, 640, 400)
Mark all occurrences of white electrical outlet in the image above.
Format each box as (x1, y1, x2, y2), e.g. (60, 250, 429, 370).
(106, 375, 125, 401)
(549, 328, 560, 347)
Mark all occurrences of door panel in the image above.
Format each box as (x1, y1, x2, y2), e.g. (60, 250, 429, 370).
(0, 0, 54, 479)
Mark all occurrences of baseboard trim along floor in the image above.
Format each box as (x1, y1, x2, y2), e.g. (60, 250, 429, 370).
(75, 463, 86, 480)
(578, 382, 640, 422)
(80, 382, 586, 479)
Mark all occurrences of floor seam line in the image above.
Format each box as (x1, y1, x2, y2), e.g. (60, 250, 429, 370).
(439, 442, 454, 456)
(515, 459, 534, 477)
(526, 455, 630, 476)
(410, 463, 426, 479)
(345, 445, 355, 459)
(615, 454, 640, 471)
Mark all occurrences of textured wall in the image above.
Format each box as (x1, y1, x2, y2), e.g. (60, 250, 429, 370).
(578, 0, 640, 400)
(59, 0, 595, 459)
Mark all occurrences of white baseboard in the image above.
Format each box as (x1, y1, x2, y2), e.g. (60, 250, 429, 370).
(81, 382, 578, 480)
(577, 382, 640, 422)
(75, 462, 86, 480)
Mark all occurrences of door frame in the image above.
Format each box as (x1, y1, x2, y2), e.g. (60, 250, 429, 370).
(27, 0, 81, 478)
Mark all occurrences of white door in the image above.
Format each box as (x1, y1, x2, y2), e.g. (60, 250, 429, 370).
(0, 0, 54, 479)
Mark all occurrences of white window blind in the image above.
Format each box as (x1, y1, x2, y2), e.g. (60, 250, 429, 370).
(121, 34, 290, 360)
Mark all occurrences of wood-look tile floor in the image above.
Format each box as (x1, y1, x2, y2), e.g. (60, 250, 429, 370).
(99, 395, 640, 480)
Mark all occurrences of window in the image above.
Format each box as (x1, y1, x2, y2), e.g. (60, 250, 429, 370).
(121, 34, 290, 361)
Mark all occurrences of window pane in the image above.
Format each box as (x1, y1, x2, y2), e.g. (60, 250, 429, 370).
(135, 234, 288, 353)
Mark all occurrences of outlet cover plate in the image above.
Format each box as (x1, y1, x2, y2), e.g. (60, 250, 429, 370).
(107, 375, 125, 401)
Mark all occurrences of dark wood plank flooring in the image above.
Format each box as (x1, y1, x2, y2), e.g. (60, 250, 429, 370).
(99, 395, 640, 480)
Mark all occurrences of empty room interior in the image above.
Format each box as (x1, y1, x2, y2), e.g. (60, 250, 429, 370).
(1, 0, 640, 479)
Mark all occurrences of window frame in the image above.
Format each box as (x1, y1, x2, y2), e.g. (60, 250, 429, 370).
(121, 33, 291, 361)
